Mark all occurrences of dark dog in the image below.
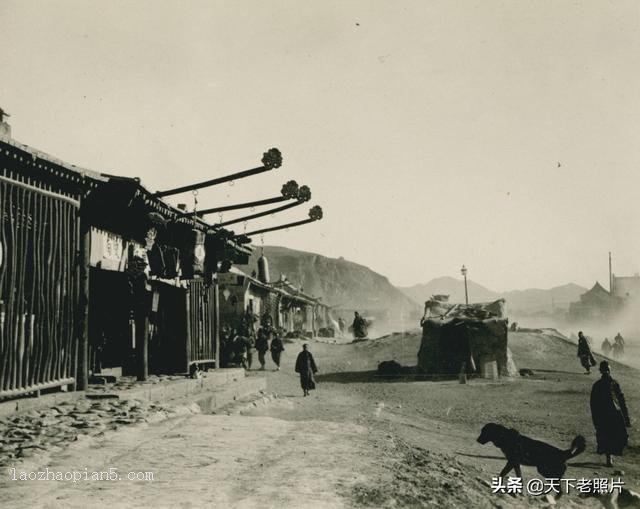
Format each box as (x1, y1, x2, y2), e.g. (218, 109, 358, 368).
(477, 423, 586, 478)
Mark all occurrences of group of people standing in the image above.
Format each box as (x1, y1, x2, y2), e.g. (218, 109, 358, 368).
(255, 325, 285, 371)
(220, 311, 284, 371)
(334, 311, 368, 340)
(601, 332, 626, 359)
(576, 331, 631, 467)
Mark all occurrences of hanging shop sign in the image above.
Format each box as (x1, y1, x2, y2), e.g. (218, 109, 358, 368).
(89, 227, 127, 271)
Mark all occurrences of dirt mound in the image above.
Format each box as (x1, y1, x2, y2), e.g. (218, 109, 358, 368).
(349, 437, 534, 508)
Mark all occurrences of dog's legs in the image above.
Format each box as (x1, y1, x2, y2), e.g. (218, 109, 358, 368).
(514, 464, 522, 478)
(499, 462, 515, 478)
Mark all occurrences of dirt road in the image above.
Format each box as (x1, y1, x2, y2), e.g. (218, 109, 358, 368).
(2, 331, 636, 508)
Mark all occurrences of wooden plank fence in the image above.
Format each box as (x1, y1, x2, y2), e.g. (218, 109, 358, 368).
(187, 279, 218, 368)
(0, 171, 80, 397)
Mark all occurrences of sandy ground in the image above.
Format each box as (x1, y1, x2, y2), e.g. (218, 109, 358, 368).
(1, 330, 637, 508)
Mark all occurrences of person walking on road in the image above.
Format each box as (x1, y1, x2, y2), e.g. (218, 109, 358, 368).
(270, 331, 285, 371)
(352, 311, 368, 340)
(613, 332, 625, 359)
(577, 331, 596, 374)
(601, 338, 612, 357)
(590, 361, 631, 467)
(255, 328, 270, 371)
(295, 344, 318, 396)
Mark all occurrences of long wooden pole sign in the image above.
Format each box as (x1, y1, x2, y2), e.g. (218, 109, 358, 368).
(154, 148, 282, 198)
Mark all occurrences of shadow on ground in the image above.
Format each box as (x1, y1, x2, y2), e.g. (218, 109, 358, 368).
(316, 370, 459, 384)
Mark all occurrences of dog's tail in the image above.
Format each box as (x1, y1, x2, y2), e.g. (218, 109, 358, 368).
(565, 435, 586, 459)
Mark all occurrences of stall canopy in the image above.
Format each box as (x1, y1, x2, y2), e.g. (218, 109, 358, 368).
(417, 297, 517, 377)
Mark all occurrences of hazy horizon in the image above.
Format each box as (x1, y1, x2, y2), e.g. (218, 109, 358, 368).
(2, 1, 639, 291)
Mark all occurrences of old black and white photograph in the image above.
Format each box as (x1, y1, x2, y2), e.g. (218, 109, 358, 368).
(0, 1, 639, 507)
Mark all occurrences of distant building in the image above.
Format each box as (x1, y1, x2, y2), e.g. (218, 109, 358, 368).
(611, 273, 640, 300)
(568, 282, 622, 322)
(218, 258, 333, 338)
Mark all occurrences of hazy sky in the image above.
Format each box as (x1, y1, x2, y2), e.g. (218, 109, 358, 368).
(2, 1, 640, 291)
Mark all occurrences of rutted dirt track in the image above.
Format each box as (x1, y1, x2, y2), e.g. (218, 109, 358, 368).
(1, 331, 637, 508)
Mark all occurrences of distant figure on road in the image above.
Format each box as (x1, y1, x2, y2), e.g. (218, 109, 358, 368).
(270, 331, 285, 371)
(220, 325, 234, 368)
(338, 317, 346, 335)
(261, 311, 274, 331)
(352, 311, 368, 340)
(233, 334, 254, 370)
(255, 328, 270, 371)
(613, 333, 625, 358)
(577, 331, 596, 374)
(295, 344, 318, 396)
(601, 338, 612, 357)
(590, 361, 631, 467)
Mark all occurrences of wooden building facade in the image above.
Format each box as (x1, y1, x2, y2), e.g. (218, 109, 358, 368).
(0, 135, 250, 400)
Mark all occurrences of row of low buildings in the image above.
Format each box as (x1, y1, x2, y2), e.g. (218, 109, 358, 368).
(0, 119, 326, 401)
(218, 258, 333, 339)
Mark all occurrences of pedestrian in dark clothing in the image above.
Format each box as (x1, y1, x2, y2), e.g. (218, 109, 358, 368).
(613, 333, 625, 358)
(255, 328, 270, 371)
(352, 311, 367, 339)
(270, 333, 285, 371)
(295, 344, 318, 396)
(577, 331, 596, 374)
(220, 325, 233, 368)
(590, 361, 631, 467)
(601, 338, 612, 357)
(244, 335, 255, 370)
(233, 334, 254, 369)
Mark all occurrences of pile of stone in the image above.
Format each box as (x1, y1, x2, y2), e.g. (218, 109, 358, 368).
(87, 374, 185, 395)
(0, 397, 176, 467)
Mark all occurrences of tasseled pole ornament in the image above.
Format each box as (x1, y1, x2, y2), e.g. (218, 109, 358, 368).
(244, 205, 323, 236)
(194, 180, 300, 216)
(215, 184, 312, 227)
(154, 148, 283, 198)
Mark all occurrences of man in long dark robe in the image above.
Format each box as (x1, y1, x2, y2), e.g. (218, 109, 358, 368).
(590, 361, 630, 467)
(295, 344, 318, 396)
(255, 328, 270, 371)
(577, 331, 596, 374)
(270, 332, 285, 371)
(352, 311, 367, 340)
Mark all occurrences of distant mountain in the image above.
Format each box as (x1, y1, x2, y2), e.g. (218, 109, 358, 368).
(400, 277, 499, 305)
(399, 278, 587, 313)
(502, 283, 586, 313)
(240, 246, 420, 318)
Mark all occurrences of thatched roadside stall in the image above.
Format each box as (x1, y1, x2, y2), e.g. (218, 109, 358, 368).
(417, 297, 517, 377)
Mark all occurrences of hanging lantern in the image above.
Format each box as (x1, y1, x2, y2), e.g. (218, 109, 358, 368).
(181, 228, 205, 278)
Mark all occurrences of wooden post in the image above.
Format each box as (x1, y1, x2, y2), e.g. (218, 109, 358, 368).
(135, 285, 149, 382)
(76, 218, 90, 391)
(184, 285, 191, 373)
(135, 311, 149, 382)
(213, 280, 220, 369)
